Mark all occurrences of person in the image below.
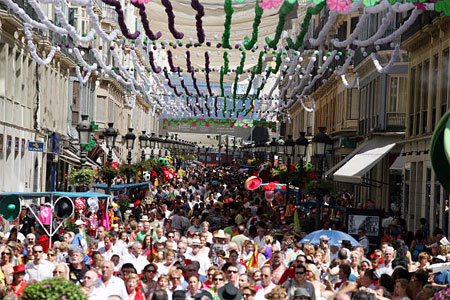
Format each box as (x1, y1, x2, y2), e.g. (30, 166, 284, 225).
(271, 251, 286, 285)
(224, 264, 240, 287)
(141, 263, 158, 296)
(68, 244, 89, 284)
(94, 260, 128, 300)
(10, 264, 27, 297)
(282, 265, 315, 300)
(292, 287, 311, 300)
(25, 244, 54, 281)
(255, 265, 277, 299)
(53, 262, 70, 280)
(358, 228, 370, 254)
(123, 241, 149, 273)
(231, 225, 250, 251)
(217, 282, 243, 300)
(393, 278, 412, 300)
(264, 286, 288, 300)
(98, 235, 117, 261)
(0, 245, 14, 285)
(207, 270, 225, 299)
(82, 270, 107, 300)
(168, 268, 183, 293)
(125, 273, 145, 300)
(186, 275, 201, 298)
(242, 286, 257, 300)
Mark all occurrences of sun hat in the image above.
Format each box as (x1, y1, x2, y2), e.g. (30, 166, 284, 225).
(214, 230, 227, 239)
(217, 283, 242, 300)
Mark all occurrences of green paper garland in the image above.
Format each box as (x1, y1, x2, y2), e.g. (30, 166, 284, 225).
(244, 2, 264, 50)
(255, 51, 265, 74)
(272, 52, 282, 74)
(232, 52, 247, 103)
(265, 1, 295, 48)
(222, 0, 234, 49)
(220, 52, 230, 97)
(162, 118, 277, 131)
(286, 2, 326, 50)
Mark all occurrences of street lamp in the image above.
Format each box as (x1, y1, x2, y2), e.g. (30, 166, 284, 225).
(124, 128, 136, 165)
(295, 132, 309, 164)
(139, 131, 149, 161)
(312, 127, 332, 230)
(149, 133, 157, 158)
(76, 115, 92, 169)
(285, 135, 295, 165)
(104, 122, 118, 196)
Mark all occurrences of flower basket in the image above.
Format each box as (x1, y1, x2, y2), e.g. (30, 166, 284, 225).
(119, 164, 138, 182)
(67, 168, 95, 186)
(20, 277, 87, 300)
(303, 180, 335, 195)
(97, 162, 119, 183)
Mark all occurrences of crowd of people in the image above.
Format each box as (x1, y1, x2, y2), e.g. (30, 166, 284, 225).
(0, 165, 448, 300)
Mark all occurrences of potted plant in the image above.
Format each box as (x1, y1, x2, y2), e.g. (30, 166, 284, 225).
(21, 277, 87, 300)
(67, 167, 95, 186)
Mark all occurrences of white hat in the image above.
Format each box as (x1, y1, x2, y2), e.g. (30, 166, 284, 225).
(75, 220, 86, 226)
(141, 215, 149, 221)
(320, 235, 330, 241)
(191, 239, 202, 246)
(214, 230, 227, 239)
(159, 237, 168, 243)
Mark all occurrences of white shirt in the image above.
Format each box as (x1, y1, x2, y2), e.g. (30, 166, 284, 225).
(25, 260, 54, 282)
(184, 252, 211, 276)
(87, 287, 108, 300)
(123, 253, 150, 274)
(98, 247, 118, 261)
(94, 276, 128, 300)
(255, 282, 277, 300)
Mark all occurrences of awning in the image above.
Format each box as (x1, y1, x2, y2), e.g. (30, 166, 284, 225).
(332, 137, 399, 183)
(92, 182, 151, 192)
(60, 149, 99, 168)
(99, 143, 122, 164)
(0, 191, 111, 199)
(389, 155, 403, 174)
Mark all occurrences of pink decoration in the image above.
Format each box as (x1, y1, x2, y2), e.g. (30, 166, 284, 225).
(275, 191, 282, 199)
(88, 214, 98, 230)
(75, 197, 86, 212)
(326, 0, 351, 12)
(38, 206, 52, 225)
(258, 0, 283, 9)
(131, 0, 152, 4)
(265, 191, 274, 203)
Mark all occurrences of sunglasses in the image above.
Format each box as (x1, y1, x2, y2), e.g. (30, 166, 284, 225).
(171, 277, 181, 280)
(214, 278, 224, 281)
(243, 294, 253, 297)
(145, 270, 156, 273)
(227, 270, 238, 274)
(1, 252, 11, 256)
(296, 272, 306, 275)
(187, 269, 197, 272)
(34, 250, 43, 253)
(261, 274, 270, 277)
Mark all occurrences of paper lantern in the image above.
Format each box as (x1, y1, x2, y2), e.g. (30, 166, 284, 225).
(245, 176, 262, 190)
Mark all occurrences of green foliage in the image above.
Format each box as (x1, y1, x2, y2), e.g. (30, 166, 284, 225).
(244, 2, 263, 50)
(117, 194, 131, 215)
(20, 277, 87, 300)
(435, 0, 450, 16)
(303, 180, 335, 195)
(119, 164, 139, 182)
(97, 163, 119, 182)
(67, 168, 95, 185)
(265, 1, 295, 48)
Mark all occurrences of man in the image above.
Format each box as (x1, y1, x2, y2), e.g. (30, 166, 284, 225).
(185, 275, 202, 298)
(171, 209, 189, 233)
(94, 261, 127, 300)
(271, 250, 286, 284)
(358, 228, 370, 254)
(230, 225, 250, 251)
(98, 236, 118, 261)
(253, 226, 267, 248)
(282, 265, 316, 299)
(380, 246, 394, 272)
(225, 264, 240, 288)
(239, 274, 253, 289)
(123, 241, 149, 273)
(185, 239, 210, 276)
(96, 226, 107, 249)
(278, 255, 307, 285)
(136, 221, 154, 243)
(82, 270, 107, 300)
(255, 265, 277, 299)
(68, 244, 89, 284)
(25, 244, 54, 281)
(409, 270, 428, 300)
(177, 241, 187, 256)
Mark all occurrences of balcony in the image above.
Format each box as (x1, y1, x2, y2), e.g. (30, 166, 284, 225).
(386, 112, 406, 131)
(401, 11, 440, 43)
(0, 0, 39, 22)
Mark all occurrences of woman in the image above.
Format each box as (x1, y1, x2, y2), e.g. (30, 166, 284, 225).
(251, 270, 262, 286)
(157, 250, 175, 275)
(53, 262, 70, 280)
(393, 278, 412, 300)
(186, 275, 201, 298)
(370, 249, 384, 270)
(410, 230, 426, 261)
(228, 250, 246, 274)
(14, 243, 24, 265)
(153, 275, 171, 299)
(201, 221, 213, 244)
(141, 263, 158, 296)
(204, 266, 219, 289)
(207, 270, 226, 300)
(350, 251, 360, 277)
(358, 259, 372, 277)
(47, 248, 57, 263)
(11, 264, 27, 297)
(125, 273, 145, 300)
(56, 242, 69, 263)
(142, 235, 153, 256)
(168, 268, 183, 293)
(282, 265, 316, 299)
(306, 264, 323, 300)
(265, 286, 288, 300)
(119, 231, 129, 244)
(90, 252, 104, 273)
(0, 246, 14, 285)
(417, 252, 430, 270)
(242, 286, 256, 300)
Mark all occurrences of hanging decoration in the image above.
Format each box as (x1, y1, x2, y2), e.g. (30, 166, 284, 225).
(222, 0, 234, 49)
(161, 0, 184, 39)
(162, 118, 277, 131)
(191, 0, 206, 43)
(101, 0, 140, 39)
(244, 2, 264, 50)
(265, 1, 295, 48)
(131, 1, 162, 40)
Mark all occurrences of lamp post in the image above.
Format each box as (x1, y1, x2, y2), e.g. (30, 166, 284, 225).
(139, 131, 149, 161)
(312, 127, 332, 230)
(149, 133, 157, 158)
(270, 138, 278, 165)
(285, 135, 295, 166)
(104, 122, 118, 196)
(124, 128, 136, 165)
(295, 132, 309, 164)
(76, 115, 92, 169)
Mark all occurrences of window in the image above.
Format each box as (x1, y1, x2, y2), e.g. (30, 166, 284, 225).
(409, 67, 416, 136)
(422, 60, 429, 134)
(432, 55, 438, 130)
(347, 89, 358, 120)
(388, 76, 407, 112)
(442, 49, 449, 119)
(416, 64, 422, 136)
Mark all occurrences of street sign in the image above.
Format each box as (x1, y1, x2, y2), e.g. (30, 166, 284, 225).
(28, 142, 44, 152)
